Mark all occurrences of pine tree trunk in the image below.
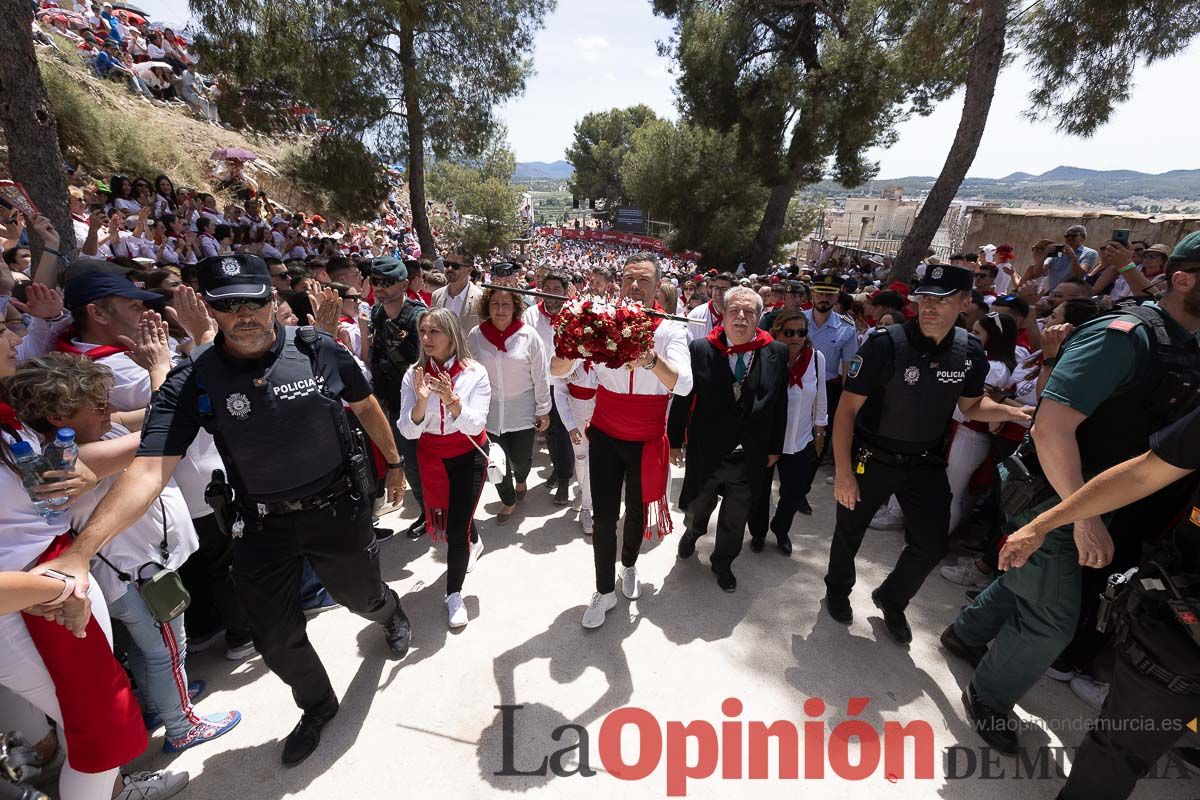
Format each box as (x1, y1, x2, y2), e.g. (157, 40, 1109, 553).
(747, 177, 798, 273)
(399, 25, 435, 258)
(890, 0, 1007, 282)
(0, 4, 77, 259)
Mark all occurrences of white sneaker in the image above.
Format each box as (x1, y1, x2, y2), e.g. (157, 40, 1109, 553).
(581, 591, 617, 629)
(467, 535, 484, 573)
(446, 592, 468, 628)
(579, 508, 594, 535)
(940, 557, 992, 588)
(115, 769, 189, 800)
(1069, 674, 1110, 711)
(869, 506, 905, 531)
(188, 628, 225, 654)
(619, 564, 640, 600)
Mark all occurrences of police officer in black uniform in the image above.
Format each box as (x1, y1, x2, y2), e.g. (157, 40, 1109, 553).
(824, 265, 1031, 642)
(53, 254, 413, 768)
(368, 256, 426, 539)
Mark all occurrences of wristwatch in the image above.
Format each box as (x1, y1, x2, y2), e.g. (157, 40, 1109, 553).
(386, 461, 404, 470)
(641, 353, 659, 370)
(42, 569, 77, 606)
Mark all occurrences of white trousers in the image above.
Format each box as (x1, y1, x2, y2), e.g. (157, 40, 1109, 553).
(945, 425, 993, 534)
(0, 581, 121, 800)
(569, 397, 595, 512)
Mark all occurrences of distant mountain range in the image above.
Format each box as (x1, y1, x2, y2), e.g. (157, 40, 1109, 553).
(805, 166, 1200, 206)
(515, 162, 1200, 206)
(514, 160, 574, 180)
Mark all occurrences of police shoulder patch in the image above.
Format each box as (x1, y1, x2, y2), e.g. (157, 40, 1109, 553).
(1107, 318, 1137, 333)
(1191, 506, 1200, 527)
(848, 355, 864, 379)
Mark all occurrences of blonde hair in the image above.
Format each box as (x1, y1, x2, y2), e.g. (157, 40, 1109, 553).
(416, 307, 473, 370)
(3, 353, 114, 436)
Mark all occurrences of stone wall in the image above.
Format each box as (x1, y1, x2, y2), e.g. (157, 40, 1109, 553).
(961, 207, 1200, 275)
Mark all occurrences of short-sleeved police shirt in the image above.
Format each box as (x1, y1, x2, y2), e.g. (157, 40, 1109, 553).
(1151, 403, 1200, 471)
(138, 324, 372, 459)
(845, 320, 987, 453)
(1041, 311, 1152, 417)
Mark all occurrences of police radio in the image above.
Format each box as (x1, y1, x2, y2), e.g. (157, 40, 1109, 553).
(348, 429, 376, 499)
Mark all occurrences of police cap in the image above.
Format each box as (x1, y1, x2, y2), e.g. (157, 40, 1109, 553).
(810, 274, 844, 294)
(783, 280, 807, 294)
(197, 254, 272, 301)
(1168, 231, 1200, 266)
(369, 256, 408, 281)
(913, 264, 973, 297)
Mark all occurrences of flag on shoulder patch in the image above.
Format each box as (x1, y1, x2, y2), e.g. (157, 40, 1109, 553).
(1107, 319, 1136, 333)
(1191, 506, 1200, 527)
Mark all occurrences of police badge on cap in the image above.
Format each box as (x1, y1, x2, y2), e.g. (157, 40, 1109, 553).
(913, 264, 973, 297)
(197, 254, 272, 301)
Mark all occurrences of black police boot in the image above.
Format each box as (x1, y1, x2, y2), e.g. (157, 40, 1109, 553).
(749, 537, 765, 553)
(373, 525, 395, 542)
(282, 697, 339, 766)
(940, 624, 987, 668)
(797, 498, 813, 515)
(677, 531, 698, 559)
(871, 589, 912, 644)
(824, 594, 853, 624)
(775, 533, 793, 556)
(382, 605, 412, 659)
(712, 564, 737, 593)
(962, 682, 1019, 755)
(405, 518, 426, 540)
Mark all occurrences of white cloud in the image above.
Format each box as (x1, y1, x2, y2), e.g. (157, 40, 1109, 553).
(643, 61, 672, 80)
(573, 35, 611, 63)
(602, 71, 617, 81)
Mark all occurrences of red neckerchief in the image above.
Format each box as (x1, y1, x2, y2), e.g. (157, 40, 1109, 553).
(705, 325, 774, 355)
(789, 345, 814, 388)
(708, 300, 723, 326)
(479, 319, 524, 352)
(0, 400, 22, 431)
(537, 300, 562, 325)
(55, 329, 129, 360)
(339, 315, 356, 325)
(427, 357, 464, 383)
(1016, 329, 1031, 350)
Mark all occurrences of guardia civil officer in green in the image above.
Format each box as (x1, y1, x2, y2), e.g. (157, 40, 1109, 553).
(944, 232, 1200, 756)
(39, 254, 413, 768)
(367, 256, 427, 539)
(1000, 400, 1200, 800)
(824, 265, 1031, 642)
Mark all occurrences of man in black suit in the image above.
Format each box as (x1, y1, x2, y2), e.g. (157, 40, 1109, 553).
(668, 286, 789, 592)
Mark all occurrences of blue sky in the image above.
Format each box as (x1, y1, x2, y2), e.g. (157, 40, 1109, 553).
(138, 0, 1198, 178)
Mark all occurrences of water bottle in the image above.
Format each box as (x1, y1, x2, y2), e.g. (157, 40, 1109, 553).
(41, 428, 79, 512)
(9, 441, 57, 519)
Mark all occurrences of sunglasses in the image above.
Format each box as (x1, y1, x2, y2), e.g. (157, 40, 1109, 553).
(343, 294, 362, 300)
(370, 276, 397, 287)
(209, 297, 270, 314)
(779, 328, 808, 338)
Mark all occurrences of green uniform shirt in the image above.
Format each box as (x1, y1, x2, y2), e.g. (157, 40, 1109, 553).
(1041, 304, 1158, 416)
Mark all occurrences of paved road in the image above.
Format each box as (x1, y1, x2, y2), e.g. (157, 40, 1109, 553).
(128, 457, 1200, 800)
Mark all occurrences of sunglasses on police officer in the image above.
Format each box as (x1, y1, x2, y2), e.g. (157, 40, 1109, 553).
(370, 275, 398, 287)
(209, 297, 271, 314)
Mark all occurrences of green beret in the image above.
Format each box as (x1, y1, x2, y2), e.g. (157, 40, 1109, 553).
(1168, 231, 1200, 264)
(369, 256, 408, 280)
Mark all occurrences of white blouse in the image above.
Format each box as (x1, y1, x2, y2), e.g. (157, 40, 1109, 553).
(397, 358, 491, 440)
(782, 350, 829, 454)
(466, 324, 552, 434)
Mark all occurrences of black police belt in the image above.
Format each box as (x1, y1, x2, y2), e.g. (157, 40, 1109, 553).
(854, 443, 943, 469)
(1118, 636, 1200, 695)
(253, 474, 354, 517)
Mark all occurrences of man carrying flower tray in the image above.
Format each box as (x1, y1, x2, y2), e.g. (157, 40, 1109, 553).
(551, 252, 693, 629)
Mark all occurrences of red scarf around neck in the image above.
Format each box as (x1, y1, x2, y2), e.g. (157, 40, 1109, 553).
(55, 330, 129, 361)
(708, 300, 723, 326)
(417, 358, 488, 541)
(537, 300, 562, 325)
(789, 345, 814, 388)
(479, 319, 524, 352)
(705, 325, 774, 355)
(0, 400, 22, 431)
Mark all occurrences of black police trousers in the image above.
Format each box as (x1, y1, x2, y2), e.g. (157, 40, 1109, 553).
(683, 451, 750, 572)
(233, 492, 401, 713)
(824, 456, 951, 611)
(179, 512, 251, 643)
(1058, 648, 1200, 800)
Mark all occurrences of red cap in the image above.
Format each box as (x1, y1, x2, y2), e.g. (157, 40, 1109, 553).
(887, 281, 911, 298)
(996, 243, 1014, 257)
(312, 214, 325, 224)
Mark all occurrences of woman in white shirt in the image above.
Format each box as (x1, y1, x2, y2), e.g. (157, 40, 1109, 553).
(399, 308, 490, 628)
(465, 287, 551, 525)
(758, 310, 827, 552)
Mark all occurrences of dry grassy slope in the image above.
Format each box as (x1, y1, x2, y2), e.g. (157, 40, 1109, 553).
(24, 37, 322, 214)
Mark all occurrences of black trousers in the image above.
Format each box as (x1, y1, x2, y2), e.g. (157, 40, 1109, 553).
(179, 512, 251, 643)
(769, 443, 819, 537)
(683, 451, 750, 572)
(233, 492, 401, 712)
(1058, 648, 1200, 800)
(397, 429, 424, 516)
(589, 427, 648, 594)
(442, 449, 486, 595)
(823, 456, 951, 611)
(546, 393, 575, 482)
(491, 427, 536, 506)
